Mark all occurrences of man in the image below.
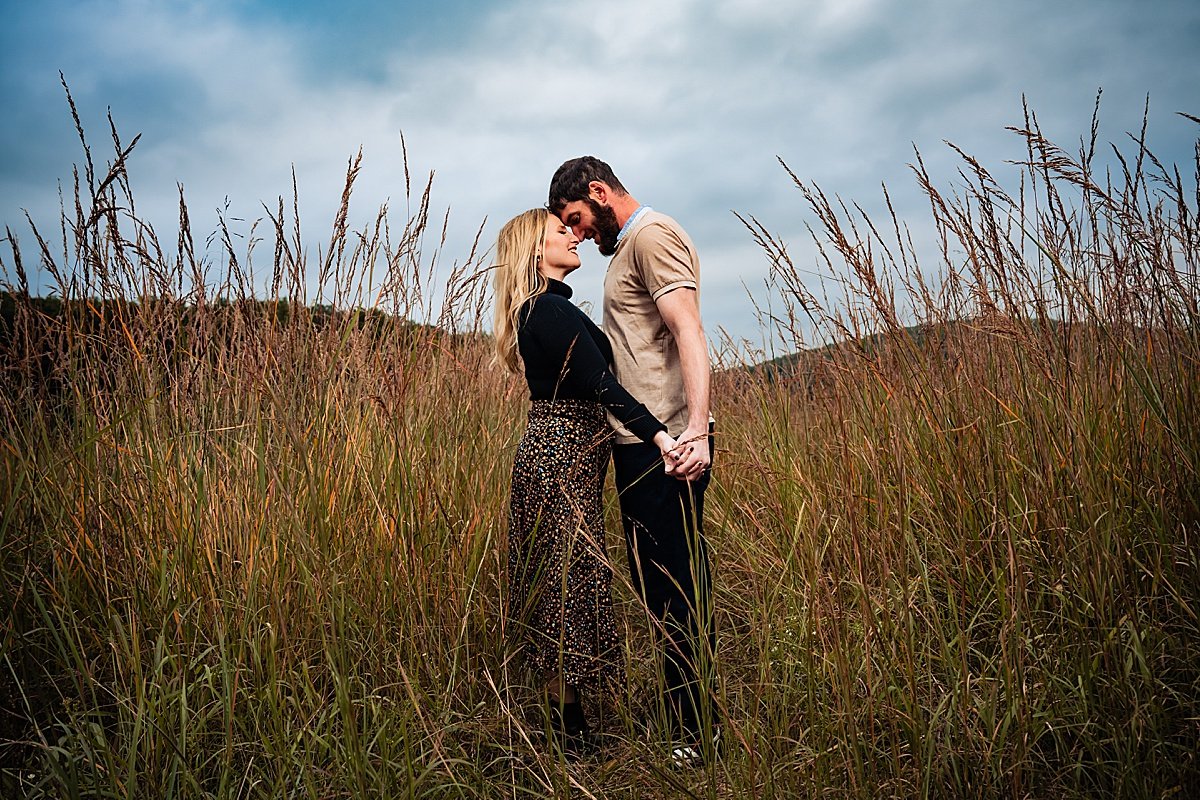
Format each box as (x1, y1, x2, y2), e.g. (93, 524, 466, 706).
(548, 157, 717, 764)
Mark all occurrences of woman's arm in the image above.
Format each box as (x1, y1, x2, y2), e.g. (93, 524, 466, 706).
(525, 297, 670, 447)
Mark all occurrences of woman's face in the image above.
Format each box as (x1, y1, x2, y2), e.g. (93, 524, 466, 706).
(539, 215, 581, 278)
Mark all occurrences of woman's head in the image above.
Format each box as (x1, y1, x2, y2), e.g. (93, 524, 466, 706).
(540, 216, 581, 280)
(493, 208, 580, 373)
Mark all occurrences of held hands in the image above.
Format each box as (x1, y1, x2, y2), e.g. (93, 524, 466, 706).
(665, 427, 711, 482)
(652, 431, 679, 475)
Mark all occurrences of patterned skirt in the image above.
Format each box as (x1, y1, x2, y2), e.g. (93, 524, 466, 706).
(506, 399, 623, 688)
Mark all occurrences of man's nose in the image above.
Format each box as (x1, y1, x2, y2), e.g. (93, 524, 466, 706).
(571, 225, 586, 240)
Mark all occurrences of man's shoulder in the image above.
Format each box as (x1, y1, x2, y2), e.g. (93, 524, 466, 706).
(628, 211, 694, 252)
(622, 213, 697, 275)
(632, 210, 688, 238)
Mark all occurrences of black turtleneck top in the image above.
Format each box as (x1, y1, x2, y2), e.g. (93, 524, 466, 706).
(518, 279, 667, 445)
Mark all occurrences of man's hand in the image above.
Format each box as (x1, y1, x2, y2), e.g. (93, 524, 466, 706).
(655, 287, 711, 483)
(666, 426, 710, 481)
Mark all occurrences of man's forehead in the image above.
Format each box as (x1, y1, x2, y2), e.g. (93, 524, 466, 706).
(556, 200, 588, 221)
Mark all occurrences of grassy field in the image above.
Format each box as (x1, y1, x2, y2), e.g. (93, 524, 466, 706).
(2, 102, 1198, 798)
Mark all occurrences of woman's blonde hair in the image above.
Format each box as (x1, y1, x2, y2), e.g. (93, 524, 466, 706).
(493, 208, 550, 373)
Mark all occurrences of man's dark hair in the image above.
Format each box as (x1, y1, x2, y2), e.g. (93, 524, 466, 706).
(547, 156, 628, 213)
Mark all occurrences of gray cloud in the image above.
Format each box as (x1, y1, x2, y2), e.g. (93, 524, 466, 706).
(2, 0, 1196, 354)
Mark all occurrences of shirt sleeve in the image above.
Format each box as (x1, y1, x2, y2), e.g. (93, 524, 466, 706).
(631, 221, 698, 301)
(523, 296, 668, 444)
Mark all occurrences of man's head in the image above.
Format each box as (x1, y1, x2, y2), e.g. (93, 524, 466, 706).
(548, 156, 629, 257)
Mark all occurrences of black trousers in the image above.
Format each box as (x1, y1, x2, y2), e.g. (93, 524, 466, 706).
(612, 430, 716, 740)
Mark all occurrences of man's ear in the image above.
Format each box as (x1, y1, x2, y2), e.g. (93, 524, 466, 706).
(587, 181, 608, 204)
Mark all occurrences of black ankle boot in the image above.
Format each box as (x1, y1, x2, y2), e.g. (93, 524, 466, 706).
(548, 699, 596, 756)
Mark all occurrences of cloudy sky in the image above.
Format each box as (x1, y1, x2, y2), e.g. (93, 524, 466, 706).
(2, 0, 1197, 354)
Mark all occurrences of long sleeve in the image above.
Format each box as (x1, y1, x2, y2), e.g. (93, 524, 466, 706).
(520, 294, 667, 445)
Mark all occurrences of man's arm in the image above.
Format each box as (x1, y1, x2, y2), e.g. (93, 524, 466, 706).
(656, 287, 711, 481)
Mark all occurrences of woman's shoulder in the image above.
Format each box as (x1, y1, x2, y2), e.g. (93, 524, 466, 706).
(522, 291, 576, 318)
(519, 292, 580, 336)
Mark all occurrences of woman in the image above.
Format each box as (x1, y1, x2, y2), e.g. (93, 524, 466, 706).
(493, 208, 677, 753)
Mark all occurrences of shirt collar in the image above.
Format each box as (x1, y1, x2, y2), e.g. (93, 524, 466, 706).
(545, 278, 572, 299)
(616, 205, 652, 246)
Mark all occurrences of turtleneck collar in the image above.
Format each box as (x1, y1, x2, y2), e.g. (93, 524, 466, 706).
(545, 278, 573, 299)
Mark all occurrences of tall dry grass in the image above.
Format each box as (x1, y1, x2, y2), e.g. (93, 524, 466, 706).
(1, 91, 1197, 798)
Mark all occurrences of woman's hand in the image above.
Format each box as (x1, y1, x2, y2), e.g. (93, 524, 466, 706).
(652, 430, 679, 474)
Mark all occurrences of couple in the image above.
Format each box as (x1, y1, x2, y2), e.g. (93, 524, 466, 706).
(493, 157, 717, 764)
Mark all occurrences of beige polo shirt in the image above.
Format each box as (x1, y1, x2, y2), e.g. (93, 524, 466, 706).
(603, 210, 706, 444)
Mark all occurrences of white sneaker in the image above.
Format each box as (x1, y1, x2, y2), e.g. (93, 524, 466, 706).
(669, 728, 721, 768)
(670, 744, 703, 768)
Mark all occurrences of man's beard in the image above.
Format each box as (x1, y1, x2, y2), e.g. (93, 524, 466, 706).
(587, 198, 622, 256)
